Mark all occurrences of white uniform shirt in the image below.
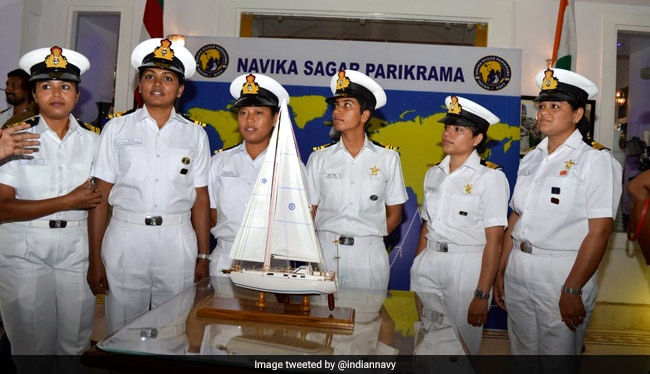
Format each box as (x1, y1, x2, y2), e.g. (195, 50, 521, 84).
(208, 142, 267, 241)
(421, 150, 510, 245)
(0, 115, 99, 221)
(510, 129, 623, 250)
(93, 106, 210, 214)
(306, 136, 408, 237)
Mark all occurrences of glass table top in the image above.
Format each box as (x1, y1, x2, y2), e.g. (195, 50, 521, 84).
(95, 276, 468, 369)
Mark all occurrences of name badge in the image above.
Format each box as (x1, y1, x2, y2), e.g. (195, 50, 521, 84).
(20, 158, 45, 166)
(220, 171, 238, 177)
(119, 137, 143, 145)
(424, 186, 438, 193)
(518, 169, 530, 176)
(322, 173, 342, 179)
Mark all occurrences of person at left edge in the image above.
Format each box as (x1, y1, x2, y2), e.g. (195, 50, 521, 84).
(0, 69, 39, 128)
(0, 123, 41, 161)
(409, 95, 509, 355)
(87, 38, 211, 333)
(0, 46, 101, 354)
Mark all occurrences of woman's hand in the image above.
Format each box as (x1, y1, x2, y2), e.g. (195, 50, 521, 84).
(62, 179, 102, 210)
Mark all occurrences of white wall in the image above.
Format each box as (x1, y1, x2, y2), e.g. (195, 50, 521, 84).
(10, 0, 650, 304)
(0, 0, 24, 109)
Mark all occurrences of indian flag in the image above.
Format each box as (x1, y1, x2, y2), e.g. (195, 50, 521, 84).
(142, 0, 164, 40)
(552, 0, 576, 71)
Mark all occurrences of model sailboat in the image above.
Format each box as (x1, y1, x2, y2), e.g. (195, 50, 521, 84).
(228, 100, 337, 311)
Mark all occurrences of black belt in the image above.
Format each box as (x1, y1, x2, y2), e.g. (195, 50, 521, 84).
(145, 216, 163, 226)
(434, 242, 448, 252)
(49, 220, 67, 229)
(338, 236, 355, 246)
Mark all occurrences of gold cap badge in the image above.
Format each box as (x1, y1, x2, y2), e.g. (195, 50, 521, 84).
(447, 95, 462, 114)
(44, 46, 67, 69)
(335, 70, 350, 91)
(153, 39, 175, 62)
(242, 74, 260, 95)
(541, 68, 559, 91)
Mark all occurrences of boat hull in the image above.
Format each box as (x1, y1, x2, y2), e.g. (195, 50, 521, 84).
(230, 269, 337, 295)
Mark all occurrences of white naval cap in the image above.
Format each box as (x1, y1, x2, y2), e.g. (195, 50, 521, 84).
(19, 46, 90, 83)
(131, 38, 196, 80)
(439, 95, 500, 132)
(229, 73, 290, 108)
(534, 68, 598, 105)
(326, 69, 387, 110)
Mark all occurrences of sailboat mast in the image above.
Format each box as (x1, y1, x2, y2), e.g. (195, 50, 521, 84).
(262, 108, 283, 268)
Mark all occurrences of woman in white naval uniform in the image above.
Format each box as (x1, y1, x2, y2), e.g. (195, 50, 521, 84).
(306, 70, 408, 290)
(494, 68, 622, 357)
(208, 73, 290, 278)
(87, 38, 211, 333)
(409, 96, 509, 355)
(0, 46, 101, 354)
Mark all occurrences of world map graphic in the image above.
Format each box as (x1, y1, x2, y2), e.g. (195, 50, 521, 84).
(180, 81, 521, 295)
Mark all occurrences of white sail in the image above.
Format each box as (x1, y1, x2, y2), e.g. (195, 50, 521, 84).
(228, 110, 278, 263)
(269, 101, 323, 263)
(229, 100, 324, 265)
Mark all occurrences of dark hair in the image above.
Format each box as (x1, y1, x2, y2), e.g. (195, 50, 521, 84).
(7, 69, 34, 102)
(565, 99, 592, 145)
(469, 126, 487, 154)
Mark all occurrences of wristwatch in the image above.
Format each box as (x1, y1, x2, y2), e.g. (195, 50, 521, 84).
(197, 253, 212, 261)
(474, 288, 490, 300)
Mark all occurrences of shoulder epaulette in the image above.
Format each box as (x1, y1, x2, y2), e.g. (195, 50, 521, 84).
(107, 108, 136, 120)
(522, 146, 536, 155)
(0, 108, 9, 114)
(4, 116, 39, 129)
(79, 120, 101, 134)
(371, 140, 399, 151)
(481, 159, 503, 170)
(312, 141, 337, 152)
(214, 142, 242, 155)
(591, 141, 611, 151)
(181, 113, 208, 127)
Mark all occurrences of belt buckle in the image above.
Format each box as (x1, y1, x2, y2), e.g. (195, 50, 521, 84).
(338, 236, 354, 246)
(520, 241, 532, 254)
(436, 243, 448, 252)
(49, 220, 67, 229)
(145, 216, 163, 226)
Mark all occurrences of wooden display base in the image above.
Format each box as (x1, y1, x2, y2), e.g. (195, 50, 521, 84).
(197, 296, 355, 331)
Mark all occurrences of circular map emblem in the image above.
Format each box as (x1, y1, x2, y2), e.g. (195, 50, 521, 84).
(473, 55, 511, 91)
(195, 44, 229, 78)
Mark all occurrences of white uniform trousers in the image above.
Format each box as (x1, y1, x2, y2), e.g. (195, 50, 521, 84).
(318, 232, 388, 290)
(0, 222, 95, 355)
(409, 242, 485, 355)
(208, 239, 233, 277)
(102, 214, 196, 334)
(504, 246, 597, 355)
